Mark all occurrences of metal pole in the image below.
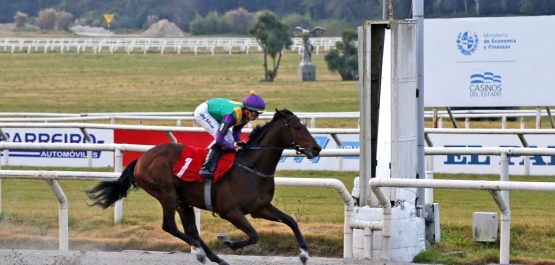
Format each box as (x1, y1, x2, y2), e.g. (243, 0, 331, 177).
(413, 0, 425, 217)
(114, 148, 123, 223)
(46, 179, 69, 250)
(382, 0, 387, 20)
(536, 106, 541, 129)
(500, 152, 509, 204)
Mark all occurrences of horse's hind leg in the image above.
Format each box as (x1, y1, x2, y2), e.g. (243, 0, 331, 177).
(251, 204, 309, 265)
(218, 210, 260, 250)
(155, 196, 207, 263)
(177, 205, 229, 265)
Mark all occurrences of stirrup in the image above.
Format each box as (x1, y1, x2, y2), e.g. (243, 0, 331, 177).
(198, 163, 214, 179)
(199, 166, 214, 179)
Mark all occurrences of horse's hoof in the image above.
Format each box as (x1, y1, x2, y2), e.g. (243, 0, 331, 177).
(192, 247, 206, 263)
(299, 249, 309, 265)
(219, 261, 230, 265)
(217, 234, 230, 243)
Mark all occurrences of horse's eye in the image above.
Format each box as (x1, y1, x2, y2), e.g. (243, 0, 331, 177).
(294, 125, 302, 131)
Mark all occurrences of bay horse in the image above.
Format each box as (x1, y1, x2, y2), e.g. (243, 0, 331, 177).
(86, 109, 322, 265)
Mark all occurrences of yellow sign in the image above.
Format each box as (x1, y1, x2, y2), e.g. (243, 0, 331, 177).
(103, 14, 114, 24)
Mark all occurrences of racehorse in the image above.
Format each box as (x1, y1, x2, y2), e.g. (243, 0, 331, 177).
(86, 109, 322, 265)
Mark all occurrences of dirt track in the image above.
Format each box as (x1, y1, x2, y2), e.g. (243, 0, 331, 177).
(0, 249, 413, 265)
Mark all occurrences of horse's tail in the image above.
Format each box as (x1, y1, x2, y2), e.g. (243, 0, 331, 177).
(86, 160, 139, 209)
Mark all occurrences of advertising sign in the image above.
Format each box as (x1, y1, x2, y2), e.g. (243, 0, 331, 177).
(277, 134, 360, 171)
(427, 134, 555, 175)
(0, 128, 114, 167)
(424, 16, 555, 107)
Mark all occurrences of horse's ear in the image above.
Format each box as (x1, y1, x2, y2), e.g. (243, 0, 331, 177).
(275, 108, 282, 117)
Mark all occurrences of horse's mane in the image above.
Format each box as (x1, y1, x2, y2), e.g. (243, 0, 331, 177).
(242, 109, 294, 149)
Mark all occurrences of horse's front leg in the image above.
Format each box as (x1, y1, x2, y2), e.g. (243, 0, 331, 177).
(251, 204, 309, 265)
(217, 210, 259, 250)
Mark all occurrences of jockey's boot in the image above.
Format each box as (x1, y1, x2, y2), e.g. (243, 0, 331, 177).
(199, 145, 223, 179)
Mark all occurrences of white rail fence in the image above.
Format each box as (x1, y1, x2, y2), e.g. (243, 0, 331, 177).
(370, 177, 555, 264)
(0, 37, 342, 55)
(0, 108, 553, 129)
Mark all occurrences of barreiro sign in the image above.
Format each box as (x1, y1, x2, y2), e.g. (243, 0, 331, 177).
(0, 128, 114, 167)
(424, 16, 555, 107)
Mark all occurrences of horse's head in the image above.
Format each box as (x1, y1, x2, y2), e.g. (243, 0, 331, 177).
(274, 109, 321, 159)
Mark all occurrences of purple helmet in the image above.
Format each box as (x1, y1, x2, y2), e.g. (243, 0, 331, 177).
(243, 90, 265, 112)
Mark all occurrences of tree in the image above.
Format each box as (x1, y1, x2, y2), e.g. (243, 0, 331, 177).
(13, 11, 28, 28)
(249, 11, 292, 82)
(37, 8, 56, 30)
(324, 29, 358, 81)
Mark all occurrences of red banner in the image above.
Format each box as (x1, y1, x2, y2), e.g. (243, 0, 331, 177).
(114, 130, 248, 166)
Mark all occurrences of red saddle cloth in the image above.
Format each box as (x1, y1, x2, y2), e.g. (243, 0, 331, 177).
(172, 145, 235, 182)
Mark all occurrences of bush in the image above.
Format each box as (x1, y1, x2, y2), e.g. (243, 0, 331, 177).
(189, 11, 231, 35)
(325, 29, 358, 80)
(13, 11, 28, 28)
(55, 11, 73, 31)
(37, 8, 56, 30)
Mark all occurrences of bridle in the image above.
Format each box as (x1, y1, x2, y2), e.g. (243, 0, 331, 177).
(282, 115, 305, 155)
(241, 114, 305, 155)
(231, 114, 308, 178)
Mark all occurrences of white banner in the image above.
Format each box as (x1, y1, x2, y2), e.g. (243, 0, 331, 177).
(424, 16, 555, 107)
(427, 134, 555, 175)
(277, 134, 360, 171)
(276, 133, 555, 175)
(0, 128, 114, 167)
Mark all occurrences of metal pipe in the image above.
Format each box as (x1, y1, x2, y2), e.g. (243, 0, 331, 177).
(517, 134, 530, 175)
(114, 149, 123, 223)
(0, 128, 9, 166)
(330, 134, 343, 171)
(425, 171, 434, 204)
(364, 227, 373, 260)
(547, 106, 555, 128)
(488, 190, 510, 265)
(425, 128, 555, 134)
(79, 128, 93, 167)
(500, 153, 509, 204)
(536, 106, 541, 129)
(165, 131, 177, 143)
(445, 107, 458, 128)
(370, 178, 555, 192)
(370, 184, 392, 261)
(45, 179, 69, 250)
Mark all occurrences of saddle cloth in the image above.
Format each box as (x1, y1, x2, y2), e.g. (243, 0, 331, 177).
(172, 145, 235, 182)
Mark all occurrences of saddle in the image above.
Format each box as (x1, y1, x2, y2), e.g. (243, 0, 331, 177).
(172, 145, 236, 182)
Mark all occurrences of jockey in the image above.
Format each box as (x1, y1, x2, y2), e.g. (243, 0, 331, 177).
(194, 90, 265, 179)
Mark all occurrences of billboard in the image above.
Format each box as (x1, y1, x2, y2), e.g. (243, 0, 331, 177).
(424, 16, 555, 107)
(427, 134, 555, 175)
(0, 128, 114, 167)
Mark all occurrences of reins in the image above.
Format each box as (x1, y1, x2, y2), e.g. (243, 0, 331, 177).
(229, 114, 306, 178)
